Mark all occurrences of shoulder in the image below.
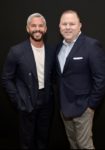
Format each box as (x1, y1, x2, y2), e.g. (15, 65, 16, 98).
(6, 39, 31, 61)
(82, 34, 102, 46)
(9, 39, 30, 55)
(11, 39, 29, 51)
(82, 35, 105, 56)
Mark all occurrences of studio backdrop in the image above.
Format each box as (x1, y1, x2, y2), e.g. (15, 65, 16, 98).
(0, 0, 105, 149)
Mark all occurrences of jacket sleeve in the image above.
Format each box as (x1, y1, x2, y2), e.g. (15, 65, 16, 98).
(88, 41, 105, 109)
(1, 48, 20, 105)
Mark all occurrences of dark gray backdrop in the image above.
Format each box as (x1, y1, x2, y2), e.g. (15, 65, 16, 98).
(0, 0, 105, 149)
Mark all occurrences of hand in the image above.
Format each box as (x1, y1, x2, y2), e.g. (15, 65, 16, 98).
(87, 107, 95, 114)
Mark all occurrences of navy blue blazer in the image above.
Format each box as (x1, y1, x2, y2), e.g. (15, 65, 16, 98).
(56, 33, 105, 118)
(2, 39, 55, 112)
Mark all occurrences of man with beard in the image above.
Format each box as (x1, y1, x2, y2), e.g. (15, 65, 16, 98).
(2, 13, 55, 150)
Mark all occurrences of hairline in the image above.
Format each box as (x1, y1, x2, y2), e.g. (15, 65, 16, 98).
(27, 13, 46, 26)
(60, 10, 81, 22)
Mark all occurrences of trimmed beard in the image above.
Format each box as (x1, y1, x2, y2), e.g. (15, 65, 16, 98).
(29, 31, 45, 42)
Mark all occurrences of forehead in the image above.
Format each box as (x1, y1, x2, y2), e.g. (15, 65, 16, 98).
(60, 13, 79, 23)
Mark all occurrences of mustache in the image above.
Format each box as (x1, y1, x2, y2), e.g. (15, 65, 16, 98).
(32, 31, 43, 34)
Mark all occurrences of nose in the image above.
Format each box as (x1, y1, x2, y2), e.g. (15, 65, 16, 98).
(66, 24, 70, 29)
(35, 26, 40, 30)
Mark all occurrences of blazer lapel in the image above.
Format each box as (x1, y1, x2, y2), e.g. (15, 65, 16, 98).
(63, 34, 85, 73)
(44, 44, 51, 83)
(23, 40, 38, 79)
(56, 42, 63, 74)
(44, 45, 47, 83)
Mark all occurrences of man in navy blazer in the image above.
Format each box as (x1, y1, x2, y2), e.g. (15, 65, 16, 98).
(56, 10, 105, 149)
(2, 13, 55, 150)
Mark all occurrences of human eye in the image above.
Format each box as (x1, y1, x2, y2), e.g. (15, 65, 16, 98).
(39, 24, 44, 28)
(62, 23, 67, 26)
(30, 24, 36, 27)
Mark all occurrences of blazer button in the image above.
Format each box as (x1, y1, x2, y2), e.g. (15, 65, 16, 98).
(28, 72, 32, 76)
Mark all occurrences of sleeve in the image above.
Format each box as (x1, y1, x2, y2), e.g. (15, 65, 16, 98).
(1, 47, 20, 106)
(88, 41, 105, 109)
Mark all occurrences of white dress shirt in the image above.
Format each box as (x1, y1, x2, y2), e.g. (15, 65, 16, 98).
(58, 32, 81, 73)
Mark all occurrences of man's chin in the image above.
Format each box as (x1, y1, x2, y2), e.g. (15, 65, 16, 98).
(31, 36, 43, 42)
(34, 38, 42, 42)
(30, 33, 44, 42)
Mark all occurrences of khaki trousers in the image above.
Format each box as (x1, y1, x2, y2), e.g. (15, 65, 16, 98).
(61, 108, 95, 149)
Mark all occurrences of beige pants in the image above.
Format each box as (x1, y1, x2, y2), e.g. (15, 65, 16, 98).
(61, 108, 95, 149)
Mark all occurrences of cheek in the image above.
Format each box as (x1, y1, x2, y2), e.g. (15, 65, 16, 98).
(27, 27, 34, 32)
(60, 28, 65, 33)
(44, 29, 47, 33)
(40, 28, 46, 33)
(26, 27, 29, 33)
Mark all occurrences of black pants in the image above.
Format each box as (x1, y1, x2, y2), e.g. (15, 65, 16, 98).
(18, 90, 53, 150)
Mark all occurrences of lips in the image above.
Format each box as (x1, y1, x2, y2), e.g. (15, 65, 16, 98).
(33, 31, 43, 34)
(65, 31, 72, 33)
(64, 32, 72, 36)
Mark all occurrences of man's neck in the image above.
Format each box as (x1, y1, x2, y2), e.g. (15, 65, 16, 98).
(30, 37, 44, 48)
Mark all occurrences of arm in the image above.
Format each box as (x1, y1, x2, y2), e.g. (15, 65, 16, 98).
(2, 48, 20, 105)
(88, 41, 105, 109)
